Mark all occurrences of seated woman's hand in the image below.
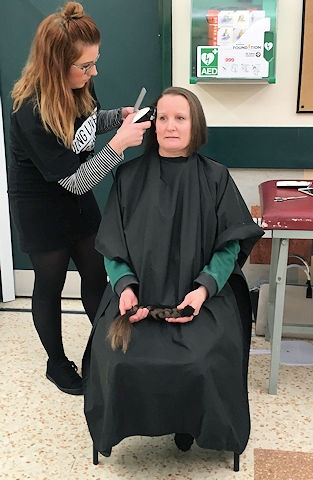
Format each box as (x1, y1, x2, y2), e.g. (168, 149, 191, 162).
(166, 286, 208, 323)
(119, 287, 149, 323)
(128, 307, 150, 323)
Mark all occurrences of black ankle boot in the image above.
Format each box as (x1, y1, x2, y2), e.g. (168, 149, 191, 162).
(46, 358, 83, 395)
(174, 433, 194, 452)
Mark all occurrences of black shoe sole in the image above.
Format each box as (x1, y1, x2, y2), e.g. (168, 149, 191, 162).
(46, 373, 83, 395)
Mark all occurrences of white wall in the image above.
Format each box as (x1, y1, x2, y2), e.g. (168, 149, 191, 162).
(0, 98, 15, 301)
(172, 0, 313, 286)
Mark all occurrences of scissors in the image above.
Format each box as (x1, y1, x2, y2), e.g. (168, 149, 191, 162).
(274, 196, 307, 202)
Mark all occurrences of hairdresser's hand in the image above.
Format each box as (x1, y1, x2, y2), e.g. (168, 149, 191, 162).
(109, 113, 151, 155)
(166, 286, 208, 323)
(119, 287, 149, 323)
(121, 107, 134, 119)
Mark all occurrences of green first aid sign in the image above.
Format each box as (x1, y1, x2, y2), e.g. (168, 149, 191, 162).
(197, 47, 218, 77)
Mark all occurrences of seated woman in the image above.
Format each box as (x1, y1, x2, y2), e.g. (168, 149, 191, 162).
(83, 87, 264, 460)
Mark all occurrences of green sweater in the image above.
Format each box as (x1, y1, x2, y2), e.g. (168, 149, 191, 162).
(104, 239, 240, 298)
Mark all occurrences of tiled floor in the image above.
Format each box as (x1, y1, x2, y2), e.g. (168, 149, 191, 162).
(1, 297, 313, 480)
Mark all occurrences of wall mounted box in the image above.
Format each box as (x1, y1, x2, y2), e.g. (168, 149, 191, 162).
(190, 0, 277, 84)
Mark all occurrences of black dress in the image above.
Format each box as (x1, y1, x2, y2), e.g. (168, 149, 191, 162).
(8, 95, 111, 253)
(83, 152, 264, 455)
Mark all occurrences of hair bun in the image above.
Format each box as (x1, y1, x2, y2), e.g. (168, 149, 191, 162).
(62, 2, 84, 21)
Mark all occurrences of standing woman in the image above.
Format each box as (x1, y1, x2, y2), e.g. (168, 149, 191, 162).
(8, 2, 150, 396)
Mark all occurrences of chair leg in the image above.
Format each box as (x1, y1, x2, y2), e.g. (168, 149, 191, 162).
(233, 452, 240, 472)
(93, 444, 98, 465)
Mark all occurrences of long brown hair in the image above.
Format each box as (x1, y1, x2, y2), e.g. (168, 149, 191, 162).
(11, 2, 101, 149)
(107, 305, 194, 353)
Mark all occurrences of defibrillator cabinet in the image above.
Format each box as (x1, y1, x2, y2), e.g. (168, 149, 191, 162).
(190, 0, 277, 83)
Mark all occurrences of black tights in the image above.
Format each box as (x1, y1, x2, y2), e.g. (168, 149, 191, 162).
(29, 234, 107, 362)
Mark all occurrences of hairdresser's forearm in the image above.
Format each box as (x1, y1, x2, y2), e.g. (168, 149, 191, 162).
(58, 144, 123, 194)
(96, 109, 123, 134)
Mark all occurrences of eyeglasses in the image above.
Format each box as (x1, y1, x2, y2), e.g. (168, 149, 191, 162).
(72, 53, 100, 75)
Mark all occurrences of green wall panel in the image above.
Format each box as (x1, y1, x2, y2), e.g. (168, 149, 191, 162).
(201, 126, 313, 169)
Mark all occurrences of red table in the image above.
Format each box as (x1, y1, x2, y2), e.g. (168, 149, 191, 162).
(259, 180, 313, 394)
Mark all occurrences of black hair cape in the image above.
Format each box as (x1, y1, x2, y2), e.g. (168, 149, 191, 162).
(83, 152, 264, 456)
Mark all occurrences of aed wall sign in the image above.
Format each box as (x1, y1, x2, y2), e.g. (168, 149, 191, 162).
(190, 1, 277, 83)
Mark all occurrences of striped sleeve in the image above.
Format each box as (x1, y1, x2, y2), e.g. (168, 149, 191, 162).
(58, 144, 123, 195)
